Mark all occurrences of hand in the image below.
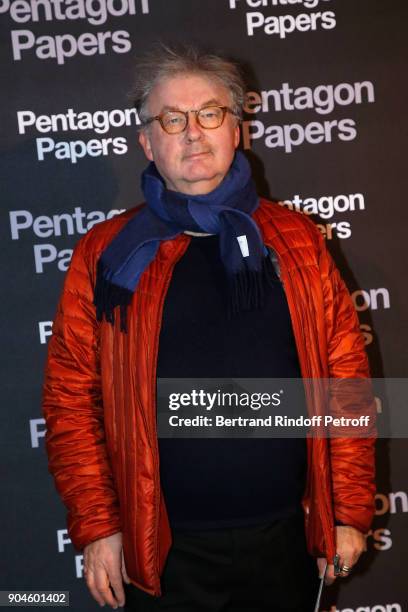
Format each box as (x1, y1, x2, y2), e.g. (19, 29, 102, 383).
(317, 525, 367, 585)
(83, 532, 130, 608)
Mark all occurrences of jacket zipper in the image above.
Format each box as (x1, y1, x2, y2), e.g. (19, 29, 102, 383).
(267, 238, 334, 560)
(149, 238, 190, 596)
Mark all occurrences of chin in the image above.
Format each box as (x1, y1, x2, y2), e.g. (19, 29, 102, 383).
(182, 177, 223, 195)
(186, 172, 221, 185)
(184, 161, 222, 180)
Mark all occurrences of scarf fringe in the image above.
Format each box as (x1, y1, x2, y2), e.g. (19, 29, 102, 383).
(95, 251, 277, 330)
(94, 261, 133, 332)
(228, 255, 277, 317)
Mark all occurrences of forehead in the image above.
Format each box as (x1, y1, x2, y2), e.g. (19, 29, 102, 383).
(147, 73, 231, 114)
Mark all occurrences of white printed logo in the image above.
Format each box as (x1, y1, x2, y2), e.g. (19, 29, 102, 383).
(237, 235, 250, 257)
(9, 205, 126, 273)
(242, 80, 375, 153)
(0, 0, 150, 63)
(228, 0, 336, 38)
(16, 107, 140, 163)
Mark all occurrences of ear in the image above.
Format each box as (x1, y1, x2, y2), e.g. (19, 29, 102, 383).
(139, 129, 154, 161)
(234, 122, 240, 148)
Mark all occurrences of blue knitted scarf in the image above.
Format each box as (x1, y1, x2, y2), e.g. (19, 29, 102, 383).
(94, 151, 274, 331)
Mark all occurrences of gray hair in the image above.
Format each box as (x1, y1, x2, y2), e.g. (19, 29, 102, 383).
(131, 44, 246, 126)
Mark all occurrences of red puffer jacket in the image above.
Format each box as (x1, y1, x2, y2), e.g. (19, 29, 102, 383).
(43, 199, 376, 596)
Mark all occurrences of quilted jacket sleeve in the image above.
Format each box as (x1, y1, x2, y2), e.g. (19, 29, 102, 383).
(42, 232, 121, 551)
(318, 232, 376, 533)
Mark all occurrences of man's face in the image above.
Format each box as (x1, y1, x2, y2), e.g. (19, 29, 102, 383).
(138, 73, 240, 195)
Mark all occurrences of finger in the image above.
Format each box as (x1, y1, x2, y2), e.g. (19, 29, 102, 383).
(338, 550, 359, 573)
(337, 544, 356, 563)
(109, 569, 126, 608)
(85, 571, 107, 607)
(94, 570, 120, 608)
(339, 561, 353, 578)
(324, 564, 337, 585)
(121, 550, 131, 584)
(336, 540, 365, 567)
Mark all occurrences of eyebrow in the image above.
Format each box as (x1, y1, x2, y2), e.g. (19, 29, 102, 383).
(158, 99, 223, 114)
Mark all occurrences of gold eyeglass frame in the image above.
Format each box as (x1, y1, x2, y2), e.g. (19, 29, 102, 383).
(142, 105, 239, 134)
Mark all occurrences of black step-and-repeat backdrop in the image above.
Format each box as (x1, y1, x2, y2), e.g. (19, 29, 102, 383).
(1, 1, 407, 610)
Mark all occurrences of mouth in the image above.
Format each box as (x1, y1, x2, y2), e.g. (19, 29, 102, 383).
(183, 150, 212, 160)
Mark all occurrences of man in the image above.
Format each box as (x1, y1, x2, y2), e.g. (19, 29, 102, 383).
(43, 45, 376, 611)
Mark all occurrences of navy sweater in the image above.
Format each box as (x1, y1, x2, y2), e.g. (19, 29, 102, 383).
(157, 234, 307, 530)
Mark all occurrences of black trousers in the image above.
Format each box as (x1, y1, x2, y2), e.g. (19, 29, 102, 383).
(124, 513, 320, 611)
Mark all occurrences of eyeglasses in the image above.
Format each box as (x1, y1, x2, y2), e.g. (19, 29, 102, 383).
(142, 105, 239, 134)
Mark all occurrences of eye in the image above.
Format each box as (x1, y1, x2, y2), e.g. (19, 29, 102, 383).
(163, 112, 185, 126)
(200, 107, 219, 119)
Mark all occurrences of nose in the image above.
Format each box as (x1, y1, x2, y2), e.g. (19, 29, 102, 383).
(184, 111, 204, 141)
